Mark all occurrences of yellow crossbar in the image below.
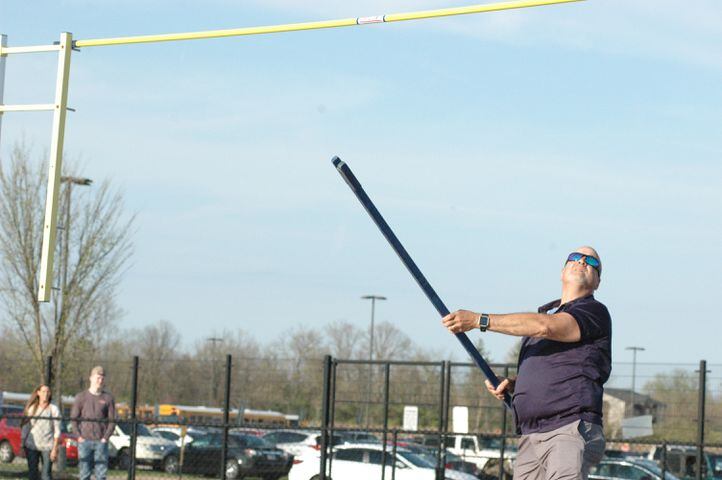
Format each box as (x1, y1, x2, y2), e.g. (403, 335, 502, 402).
(74, 0, 582, 48)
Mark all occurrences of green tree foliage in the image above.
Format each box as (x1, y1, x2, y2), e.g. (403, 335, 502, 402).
(643, 369, 699, 442)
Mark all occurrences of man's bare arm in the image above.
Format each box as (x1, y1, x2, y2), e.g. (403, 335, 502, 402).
(442, 310, 581, 342)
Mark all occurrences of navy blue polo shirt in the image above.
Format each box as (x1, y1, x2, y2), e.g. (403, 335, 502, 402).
(512, 294, 612, 435)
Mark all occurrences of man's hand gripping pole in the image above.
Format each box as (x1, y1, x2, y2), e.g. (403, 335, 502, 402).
(332, 156, 512, 409)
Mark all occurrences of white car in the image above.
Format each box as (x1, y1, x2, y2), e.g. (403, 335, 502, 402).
(108, 422, 176, 470)
(150, 426, 206, 448)
(288, 443, 477, 480)
(441, 434, 516, 471)
(262, 430, 343, 458)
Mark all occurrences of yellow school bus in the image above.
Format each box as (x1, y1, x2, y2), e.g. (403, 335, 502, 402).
(139, 404, 294, 427)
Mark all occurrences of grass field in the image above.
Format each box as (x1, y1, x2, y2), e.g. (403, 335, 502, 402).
(0, 460, 289, 480)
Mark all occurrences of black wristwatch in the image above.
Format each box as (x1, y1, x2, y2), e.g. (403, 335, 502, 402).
(478, 313, 490, 332)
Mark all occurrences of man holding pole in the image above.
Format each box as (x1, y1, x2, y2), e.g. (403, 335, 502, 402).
(442, 246, 611, 480)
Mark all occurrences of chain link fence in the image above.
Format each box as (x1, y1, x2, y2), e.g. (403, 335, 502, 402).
(1, 355, 721, 480)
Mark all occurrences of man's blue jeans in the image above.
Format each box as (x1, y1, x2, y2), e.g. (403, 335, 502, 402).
(78, 440, 108, 480)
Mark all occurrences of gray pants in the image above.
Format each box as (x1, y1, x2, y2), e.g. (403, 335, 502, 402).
(513, 420, 605, 480)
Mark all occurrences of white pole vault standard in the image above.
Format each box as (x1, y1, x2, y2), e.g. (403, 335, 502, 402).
(38, 33, 73, 302)
(73, 0, 582, 48)
(0, 0, 583, 302)
(0, 32, 74, 302)
(0, 35, 7, 146)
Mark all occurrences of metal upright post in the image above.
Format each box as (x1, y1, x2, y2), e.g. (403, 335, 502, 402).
(626, 346, 645, 416)
(38, 32, 73, 302)
(45, 356, 53, 386)
(0, 35, 6, 146)
(661, 441, 667, 480)
(220, 354, 232, 480)
(328, 360, 337, 478)
(330, 360, 337, 429)
(128, 357, 139, 480)
(696, 360, 707, 480)
(436, 361, 446, 480)
(391, 429, 398, 480)
(499, 365, 510, 480)
(319, 355, 333, 480)
(362, 294, 386, 428)
(380, 362, 391, 480)
(442, 362, 451, 479)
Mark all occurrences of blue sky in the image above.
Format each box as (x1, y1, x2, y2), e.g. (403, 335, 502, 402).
(1, 1, 721, 377)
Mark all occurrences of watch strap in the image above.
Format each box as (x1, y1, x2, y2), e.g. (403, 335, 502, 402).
(479, 313, 490, 332)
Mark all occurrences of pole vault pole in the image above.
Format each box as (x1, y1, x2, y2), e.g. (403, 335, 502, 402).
(333, 157, 512, 409)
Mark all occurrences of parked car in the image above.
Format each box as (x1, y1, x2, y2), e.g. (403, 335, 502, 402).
(445, 451, 483, 478)
(0, 405, 77, 466)
(0, 405, 24, 417)
(230, 427, 266, 437)
(262, 429, 343, 458)
(162, 432, 293, 480)
(288, 443, 478, 480)
(425, 434, 515, 473)
(648, 446, 714, 480)
(59, 421, 79, 466)
(398, 443, 482, 478)
(590, 458, 681, 480)
(605, 448, 646, 459)
(150, 426, 207, 447)
(708, 454, 722, 479)
(108, 421, 176, 470)
(0, 412, 24, 463)
(336, 430, 380, 444)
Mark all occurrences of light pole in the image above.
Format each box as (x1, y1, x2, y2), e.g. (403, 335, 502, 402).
(361, 294, 386, 429)
(207, 337, 224, 405)
(58, 176, 92, 304)
(53, 176, 92, 411)
(626, 346, 645, 417)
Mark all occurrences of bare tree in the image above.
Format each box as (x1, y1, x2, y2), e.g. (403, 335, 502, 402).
(326, 320, 363, 359)
(0, 142, 134, 400)
(643, 369, 699, 442)
(505, 338, 522, 366)
(371, 321, 413, 360)
(129, 320, 181, 405)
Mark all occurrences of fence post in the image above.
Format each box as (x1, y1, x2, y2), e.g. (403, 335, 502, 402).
(696, 360, 707, 480)
(328, 360, 337, 478)
(443, 362, 451, 479)
(127, 356, 139, 480)
(220, 354, 232, 480)
(391, 429, 398, 480)
(661, 440, 667, 480)
(436, 361, 446, 480)
(319, 355, 333, 480)
(45, 355, 53, 386)
(499, 364, 510, 480)
(381, 362, 391, 480)
(330, 360, 337, 429)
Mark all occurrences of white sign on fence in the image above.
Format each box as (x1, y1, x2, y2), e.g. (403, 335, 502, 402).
(621, 415, 653, 439)
(452, 406, 469, 434)
(403, 406, 419, 431)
